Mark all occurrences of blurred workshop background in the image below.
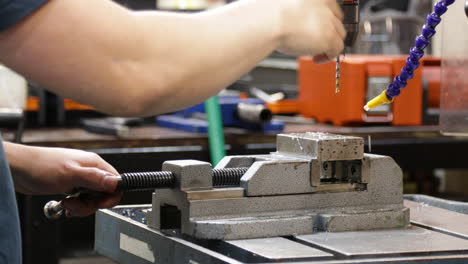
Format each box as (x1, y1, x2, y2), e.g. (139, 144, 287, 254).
(0, 0, 467, 263)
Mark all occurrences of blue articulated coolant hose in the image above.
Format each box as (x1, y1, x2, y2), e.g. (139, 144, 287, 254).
(365, 0, 457, 111)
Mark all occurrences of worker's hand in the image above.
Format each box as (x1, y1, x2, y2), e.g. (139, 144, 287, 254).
(276, 0, 346, 63)
(5, 142, 122, 217)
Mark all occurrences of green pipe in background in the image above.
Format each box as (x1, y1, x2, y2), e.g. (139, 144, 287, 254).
(204, 95, 226, 165)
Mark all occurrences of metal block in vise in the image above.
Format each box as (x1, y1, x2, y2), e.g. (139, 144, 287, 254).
(275, 133, 365, 190)
(149, 133, 409, 240)
(276, 132, 364, 161)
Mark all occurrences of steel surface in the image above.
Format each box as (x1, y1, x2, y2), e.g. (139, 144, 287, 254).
(97, 205, 468, 264)
(405, 200, 468, 239)
(226, 237, 333, 260)
(296, 226, 468, 257)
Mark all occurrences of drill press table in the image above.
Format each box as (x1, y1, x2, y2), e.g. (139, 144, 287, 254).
(94, 132, 468, 264)
(95, 196, 468, 264)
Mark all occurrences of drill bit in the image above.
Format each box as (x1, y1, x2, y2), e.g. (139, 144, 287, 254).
(335, 55, 341, 94)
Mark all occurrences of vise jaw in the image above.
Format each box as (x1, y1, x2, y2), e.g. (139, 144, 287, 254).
(147, 133, 409, 240)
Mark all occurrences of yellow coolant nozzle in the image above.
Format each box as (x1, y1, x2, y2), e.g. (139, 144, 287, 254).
(364, 90, 394, 111)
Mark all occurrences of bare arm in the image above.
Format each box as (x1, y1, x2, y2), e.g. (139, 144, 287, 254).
(0, 0, 344, 116)
(4, 141, 121, 216)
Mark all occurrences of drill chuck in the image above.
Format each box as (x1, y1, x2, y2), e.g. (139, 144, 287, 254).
(465, 0, 468, 17)
(338, 0, 360, 47)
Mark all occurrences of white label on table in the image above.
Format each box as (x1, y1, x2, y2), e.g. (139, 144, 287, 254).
(120, 233, 155, 262)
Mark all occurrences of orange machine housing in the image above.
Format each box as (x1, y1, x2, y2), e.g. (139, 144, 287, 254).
(26, 97, 94, 111)
(298, 55, 427, 126)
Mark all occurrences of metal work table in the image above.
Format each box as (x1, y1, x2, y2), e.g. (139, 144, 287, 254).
(95, 196, 468, 264)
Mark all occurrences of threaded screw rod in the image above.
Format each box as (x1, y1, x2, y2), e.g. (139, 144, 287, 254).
(118, 171, 175, 191)
(212, 167, 248, 187)
(117, 167, 248, 191)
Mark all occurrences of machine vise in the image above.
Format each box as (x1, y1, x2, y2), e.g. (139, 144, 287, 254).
(146, 132, 409, 240)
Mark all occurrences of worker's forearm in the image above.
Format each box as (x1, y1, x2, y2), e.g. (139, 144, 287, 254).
(132, 1, 282, 114)
(0, 0, 282, 116)
(0, 0, 344, 117)
(3, 141, 34, 174)
(3, 141, 120, 196)
(4, 142, 30, 174)
(3, 142, 34, 193)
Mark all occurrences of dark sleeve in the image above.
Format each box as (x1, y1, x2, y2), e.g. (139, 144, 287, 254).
(0, 0, 49, 32)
